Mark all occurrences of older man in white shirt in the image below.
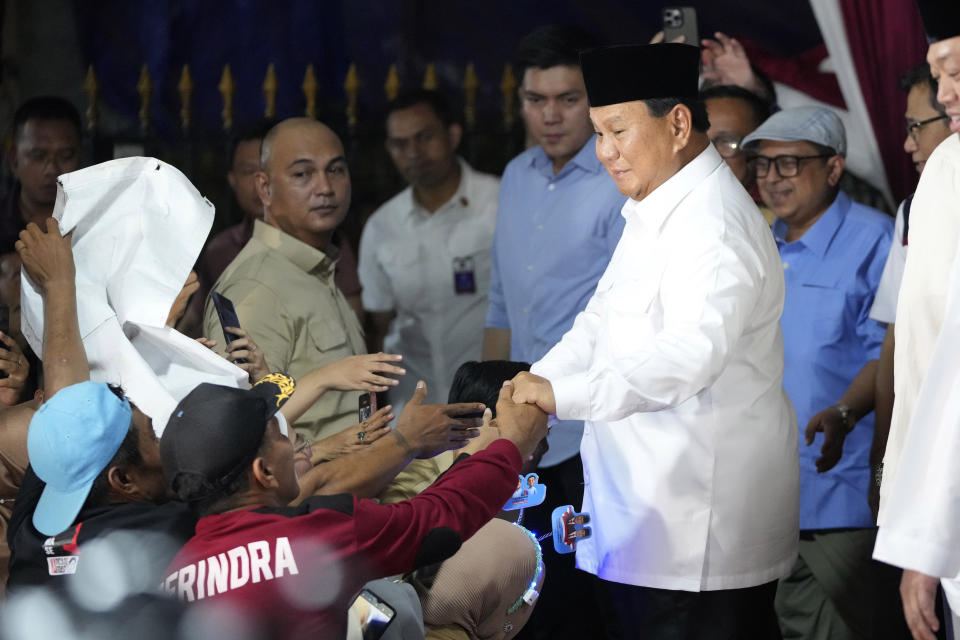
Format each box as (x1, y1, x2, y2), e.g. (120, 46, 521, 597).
(511, 43, 798, 638)
(872, 3, 960, 639)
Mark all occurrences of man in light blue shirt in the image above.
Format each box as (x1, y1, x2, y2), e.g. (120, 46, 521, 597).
(744, 107, 892, 639)
(481, 25, 624, 640)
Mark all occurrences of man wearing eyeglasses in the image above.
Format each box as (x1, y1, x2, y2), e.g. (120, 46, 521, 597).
(742, 106, 893, 639)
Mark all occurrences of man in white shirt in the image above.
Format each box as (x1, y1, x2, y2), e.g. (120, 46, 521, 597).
(872, 3, 960, 639)
(512, 43, 798, 638)
(359, 90, 500, 412)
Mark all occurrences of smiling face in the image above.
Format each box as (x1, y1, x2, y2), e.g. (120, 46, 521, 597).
(904, 82, 951, 174)
(705, 96, 759, 188)
(754, 139, 843, 235)
(257, 119, 351, 249)
(928, 36, 960, 135)
(590, 100, 690, 201)
(520, 65, 595, 172)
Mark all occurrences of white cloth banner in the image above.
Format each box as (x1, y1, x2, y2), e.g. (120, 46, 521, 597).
(21, 157, 247, 435)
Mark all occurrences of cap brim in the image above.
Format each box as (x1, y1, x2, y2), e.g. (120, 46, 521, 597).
(33, 481, 94, 537)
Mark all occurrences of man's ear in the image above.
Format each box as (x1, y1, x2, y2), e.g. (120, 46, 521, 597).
(251, 456, 279, 491)
(448, 123, 463, 152)
(670, 104, 694, 150)
(107, 466, 145, 502)
(827, 155, 846, 187)
(254, 171, 271, 210)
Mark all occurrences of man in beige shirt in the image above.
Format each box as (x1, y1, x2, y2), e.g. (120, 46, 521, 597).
(204, 118, 368, 447)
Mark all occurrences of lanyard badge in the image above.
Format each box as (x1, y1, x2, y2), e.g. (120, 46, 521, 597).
(453, 256, 476, 294)
(503, 473, 547, 511)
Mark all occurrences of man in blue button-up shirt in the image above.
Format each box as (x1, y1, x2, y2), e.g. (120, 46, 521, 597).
(481, 25, 624, 639)
(744, 107, 892, 640)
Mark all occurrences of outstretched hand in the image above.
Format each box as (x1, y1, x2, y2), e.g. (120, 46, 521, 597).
(320, 353, 405, 393)
(497, 381, 549, 460)
(394, 380, 485, 459)
(309, 405, 395, 464)
(15, 219, 74, 292)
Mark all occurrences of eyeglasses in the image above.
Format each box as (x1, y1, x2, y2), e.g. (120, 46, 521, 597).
(711, 134, 744, 159)
(906, 114, 949, 142)
(751, 154, 833, 178)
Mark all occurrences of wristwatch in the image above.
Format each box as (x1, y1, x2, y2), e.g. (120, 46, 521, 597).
(833, 403, 855, 433)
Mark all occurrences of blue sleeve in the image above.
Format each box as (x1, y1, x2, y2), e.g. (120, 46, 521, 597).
(485, 183, 510, 330)
(602, 196, 626, 256)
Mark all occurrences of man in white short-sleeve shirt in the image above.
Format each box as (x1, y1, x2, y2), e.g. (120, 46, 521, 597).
(359, 90, 500, 412)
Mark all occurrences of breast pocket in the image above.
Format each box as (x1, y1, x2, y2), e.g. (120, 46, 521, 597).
(308, 315, 348, 355)
(799, 284, 847, 345)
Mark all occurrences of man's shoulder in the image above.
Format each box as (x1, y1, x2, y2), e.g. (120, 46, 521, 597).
(843, 199, 894, 237)
(502, 147, 541, 178)
(368, 187, 414, 226)
(217, 240, 293, 292)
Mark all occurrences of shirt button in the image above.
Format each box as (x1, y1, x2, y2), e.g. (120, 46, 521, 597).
(782, 262, 789, 269)
(548, 184, 556, 191)
(526, 265, 533, 271)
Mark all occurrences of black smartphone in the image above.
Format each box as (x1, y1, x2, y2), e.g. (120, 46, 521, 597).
(210, 291, 246, 365)
(662, 6, 698, 45)
(355, 589, 395, 640)
(358, 392, 376, 423)
(0, 304, 8, 379)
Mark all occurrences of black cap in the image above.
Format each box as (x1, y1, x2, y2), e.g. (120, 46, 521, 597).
(917, 0, 960, 42)
(580, 43, 701, 107)
(161, 373, 295, 501)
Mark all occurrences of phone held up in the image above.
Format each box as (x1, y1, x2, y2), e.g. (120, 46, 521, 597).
(358, 392, 377, 423)
(210, 291, 246, 365)
(661, 6, 698, 45)
(353, 588, 395, 640)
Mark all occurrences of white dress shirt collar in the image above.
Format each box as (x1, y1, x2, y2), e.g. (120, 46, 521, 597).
(622, 143, 724, 235)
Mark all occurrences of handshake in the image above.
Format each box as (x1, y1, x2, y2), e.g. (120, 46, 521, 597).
(491, 372, 557, 461)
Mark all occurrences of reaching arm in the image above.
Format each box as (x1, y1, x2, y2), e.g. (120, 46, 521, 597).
(16, 220, 89, 398)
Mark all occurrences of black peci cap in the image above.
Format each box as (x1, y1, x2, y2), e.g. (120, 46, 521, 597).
(580, 43, 701, 107)
(916, 0, 960, 42)
(160, 373, 295, 501)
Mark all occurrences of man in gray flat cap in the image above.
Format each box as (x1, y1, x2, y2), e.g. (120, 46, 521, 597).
(511, 43, 798, 638)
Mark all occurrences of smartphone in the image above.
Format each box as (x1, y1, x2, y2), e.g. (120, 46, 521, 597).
(662, 6, 698, 45)
(355, 589, 395, 640)
(358, 392, 376, 423)
(210, 291, 246, 365)
(0, 304, 8, 379)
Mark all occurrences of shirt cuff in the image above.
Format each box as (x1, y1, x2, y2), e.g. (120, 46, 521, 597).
(874, 527, 960, 578)
(549, 371, 591, 422)
(484, 303, 509, 329)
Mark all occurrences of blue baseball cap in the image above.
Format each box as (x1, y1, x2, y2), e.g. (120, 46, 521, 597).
(28, 381, 132, 536)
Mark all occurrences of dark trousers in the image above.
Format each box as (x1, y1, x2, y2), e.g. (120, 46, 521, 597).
(602, 578, 782, 640)
(514, 454, 618, 640)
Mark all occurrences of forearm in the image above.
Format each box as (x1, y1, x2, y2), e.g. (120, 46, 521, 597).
(870, 327, 895, 465)
(279, 367, 335, 425)
(481, 327, 510, 361)
(839, 359, 879, 422)
(294, 429, 418, 500)
(42, 280, 89, 397)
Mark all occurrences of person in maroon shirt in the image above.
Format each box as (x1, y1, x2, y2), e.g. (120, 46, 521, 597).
(161, 376, 546, 639)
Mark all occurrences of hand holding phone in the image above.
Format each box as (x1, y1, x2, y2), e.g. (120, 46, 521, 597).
(359, 392, 377, 423)
(661, 6, 698, 45)
(211, 292, 246, 365)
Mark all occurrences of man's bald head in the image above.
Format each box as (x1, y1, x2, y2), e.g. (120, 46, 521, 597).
(254, 117, 351, 250)
(260, 118, 343, 172)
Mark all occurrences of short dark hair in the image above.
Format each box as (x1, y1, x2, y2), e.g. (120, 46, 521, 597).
(899, 62, 945, 115)
(643, 97, 710, 134)
(228, 120, 275, 168)
(515, 25, 599, 75)
(699, 84, 773, 130)
(386, 89, 462, 128)
(11, 96, 81, 143)
(447, 360, 531, 416)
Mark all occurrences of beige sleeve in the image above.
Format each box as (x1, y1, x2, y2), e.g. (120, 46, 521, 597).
(206, 279, 295, 372)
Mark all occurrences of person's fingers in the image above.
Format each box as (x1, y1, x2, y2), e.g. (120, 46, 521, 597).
(714, 31, 733, 48)
(0, 332, 21, 354)
(370, 363, 406, 376)
(184, 271, 199, 285)
(439, 402, 487, 417)
(407, 380, 427, 406)
(482, 407, 493, 427)
(365, 373, 400, 387)
(224, 326, 246, 340)
(499, 380, 515, 405)
(44, 217, 61, 236)
(371, 352, 403, 363)
(195, 337, 217, 349)
(450, 417, 484, 430)
(804, 417, 820, 445)
(649, 30, 665, 44)
(918, 586, 941, 635)
(727, 37, 745, 56)
(228, 349, 253, 362)
(700, 38, 723, 54)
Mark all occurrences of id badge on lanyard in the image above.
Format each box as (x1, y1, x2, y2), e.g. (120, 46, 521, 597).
(453, 256, 476, 294)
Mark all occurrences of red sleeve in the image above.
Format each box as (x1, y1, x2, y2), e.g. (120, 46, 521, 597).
(351, 439, 522, 575)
